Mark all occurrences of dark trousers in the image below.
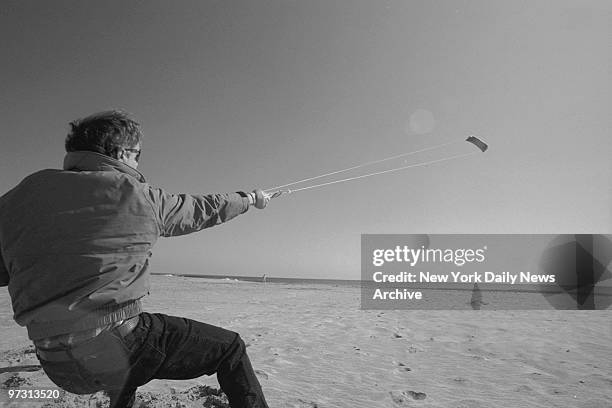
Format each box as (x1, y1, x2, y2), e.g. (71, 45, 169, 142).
(36, 312, 269, 408)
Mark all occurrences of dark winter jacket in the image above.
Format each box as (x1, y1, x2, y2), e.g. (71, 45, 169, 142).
(0, 151, 250, 339)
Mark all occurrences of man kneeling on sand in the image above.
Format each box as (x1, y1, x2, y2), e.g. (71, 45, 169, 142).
(0, 110, 271, 408)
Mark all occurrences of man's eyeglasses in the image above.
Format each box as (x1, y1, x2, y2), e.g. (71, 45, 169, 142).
(124, 148, 141, 161)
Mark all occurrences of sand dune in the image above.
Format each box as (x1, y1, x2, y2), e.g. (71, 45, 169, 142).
(1, 275, 611, 407)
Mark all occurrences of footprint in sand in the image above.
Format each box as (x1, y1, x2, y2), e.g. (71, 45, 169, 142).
(267, 346, 282, 356)
(392, 361, 412, 373)
(390, 390, 427, 405)
(254, 369, 269, 380)
(2, 373, 32, 387)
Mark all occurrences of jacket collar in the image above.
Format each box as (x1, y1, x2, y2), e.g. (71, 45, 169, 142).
(63, 151, 146, 182)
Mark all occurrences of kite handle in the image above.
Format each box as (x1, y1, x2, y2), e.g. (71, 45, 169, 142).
(269, 189, 291, 199)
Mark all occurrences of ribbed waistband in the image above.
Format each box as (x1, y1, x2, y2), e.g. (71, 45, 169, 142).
(35, 315, 140, 353)
(27, 300, 143, 340)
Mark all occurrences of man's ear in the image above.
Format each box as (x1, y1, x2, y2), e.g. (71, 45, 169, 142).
(111, 147, 124, 160)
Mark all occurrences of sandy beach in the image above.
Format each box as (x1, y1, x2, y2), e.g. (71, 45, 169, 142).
(1, 275, 611, 408)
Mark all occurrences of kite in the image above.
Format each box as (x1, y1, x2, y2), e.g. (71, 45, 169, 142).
(466, 136, 488, 152)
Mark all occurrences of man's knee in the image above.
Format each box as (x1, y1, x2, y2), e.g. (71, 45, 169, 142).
(220, 333, 247, 370)
(230, 333, 247, 357)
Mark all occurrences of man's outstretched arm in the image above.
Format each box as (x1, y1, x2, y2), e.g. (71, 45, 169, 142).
(146, 186, 269, 237)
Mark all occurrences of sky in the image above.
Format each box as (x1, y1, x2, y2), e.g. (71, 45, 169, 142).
(1, 0, 610, 280)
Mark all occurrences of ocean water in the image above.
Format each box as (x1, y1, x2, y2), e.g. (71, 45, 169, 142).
(152, 273, 612, 310)
(153, 273, 362, 287)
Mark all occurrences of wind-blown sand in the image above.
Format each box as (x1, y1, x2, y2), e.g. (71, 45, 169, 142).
(1, 275, 611, 407)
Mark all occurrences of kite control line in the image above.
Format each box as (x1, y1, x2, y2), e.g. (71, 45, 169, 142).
(266, 136, 488, 198)
(265, 139, 458, 192)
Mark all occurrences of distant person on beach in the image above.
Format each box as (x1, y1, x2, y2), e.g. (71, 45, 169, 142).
(0, 110, 271, 408)
(262, 274, 267, 284)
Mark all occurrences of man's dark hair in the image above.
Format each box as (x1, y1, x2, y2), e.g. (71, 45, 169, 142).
(65, 110, 143, 158)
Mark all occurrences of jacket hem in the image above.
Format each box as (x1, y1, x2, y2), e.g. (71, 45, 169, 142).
(26, 300, 143, 340)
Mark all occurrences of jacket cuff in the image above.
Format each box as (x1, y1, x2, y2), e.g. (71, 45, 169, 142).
(235, 191, 252, 210)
